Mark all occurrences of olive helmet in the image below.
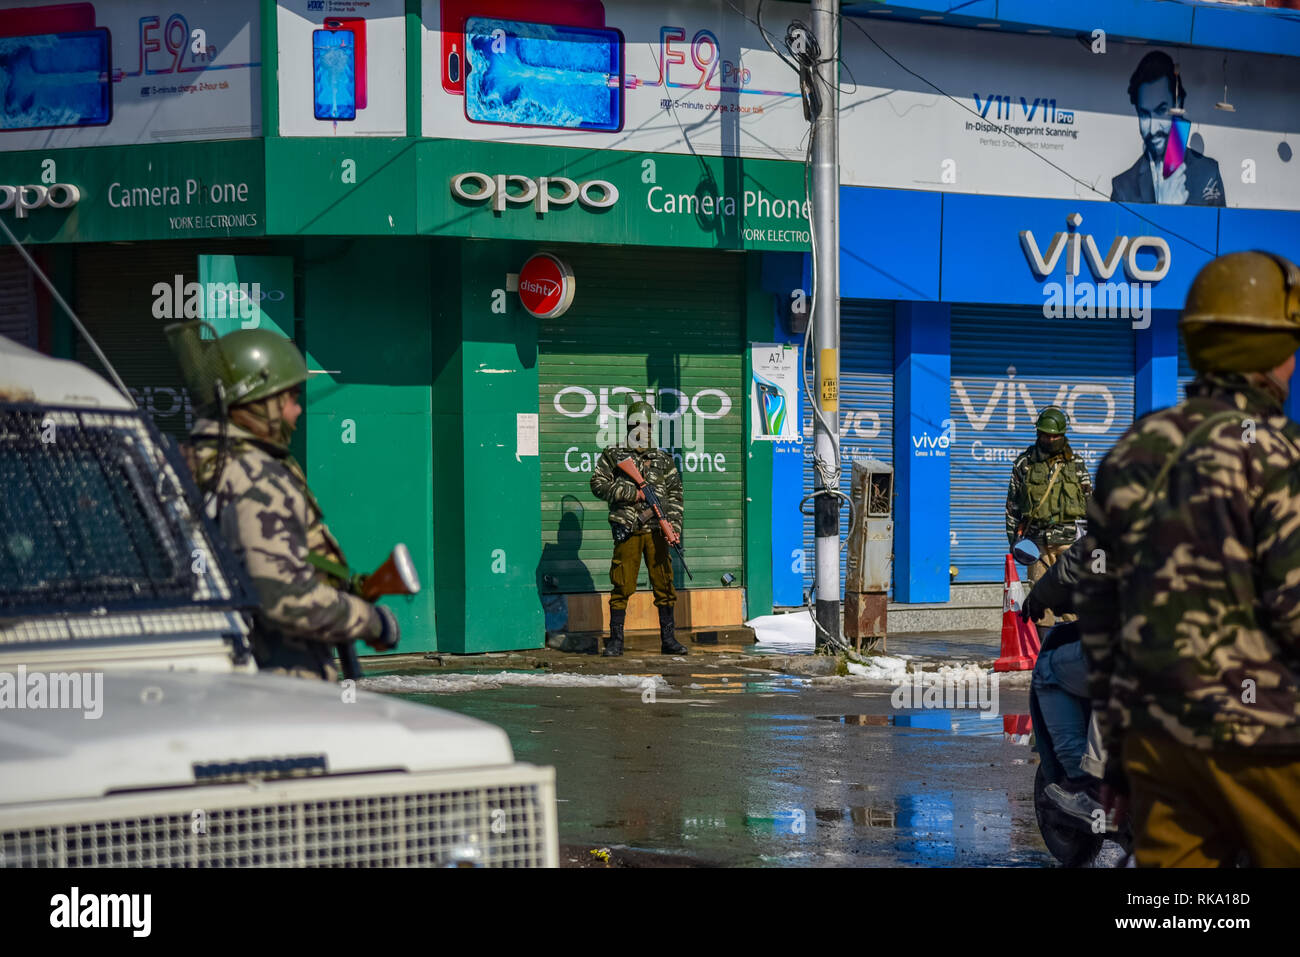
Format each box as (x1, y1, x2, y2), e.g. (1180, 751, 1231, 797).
(217, 329, 308, 407)
(1180, 251, 1300, 373)
(166, 321, 308, 411)
(1035, 406, 1069, 436)
(626, 400, 654, 448)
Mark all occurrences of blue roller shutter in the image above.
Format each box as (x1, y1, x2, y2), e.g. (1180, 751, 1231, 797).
(949, 305, 1135, 583)
(801, 300, 893, 598)
(1177, 335, 1196, 401)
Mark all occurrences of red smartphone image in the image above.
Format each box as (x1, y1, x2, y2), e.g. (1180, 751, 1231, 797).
(440, 0, 605, 95)
(325, 16, 366, 109)
(0, 2, 94, 37)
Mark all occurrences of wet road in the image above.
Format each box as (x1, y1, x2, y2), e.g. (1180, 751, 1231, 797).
(387, 669, 1062, 867)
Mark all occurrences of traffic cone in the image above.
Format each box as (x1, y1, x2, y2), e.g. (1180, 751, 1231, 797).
(994, 554, 1040, 672)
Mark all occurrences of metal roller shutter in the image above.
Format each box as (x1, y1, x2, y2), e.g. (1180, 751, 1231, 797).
(0, 248, 37, 348)
(949, 304, 1135, 583)
(801, 300, 893, 597)
(73, 241, 272, 439)
(538, 248, 745, 593)
(1177, 336, 1196, 401)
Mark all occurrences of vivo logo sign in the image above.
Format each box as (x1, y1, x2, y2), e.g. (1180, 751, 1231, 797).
(451, 172, 619, 214)
(1020, 212, 1170, 283)
(0, 183, 80, 219)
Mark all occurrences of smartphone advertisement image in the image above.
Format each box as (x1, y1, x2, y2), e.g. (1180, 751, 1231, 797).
(0, 0, 260, 147)
(464, 16, 623, 132)
(278, 0, 405, 136)
(312, 27, 356, 121)
(0, 28, 112, 130)
(423, 0, 808, 161)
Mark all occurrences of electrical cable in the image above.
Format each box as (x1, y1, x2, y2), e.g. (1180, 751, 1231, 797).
(0, 215, 136, 407)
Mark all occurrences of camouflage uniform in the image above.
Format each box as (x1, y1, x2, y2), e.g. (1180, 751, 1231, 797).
(590, 445, 684, 612)
(188, 418, 381, 680)
(1006, 442, 1092, 625)
(1076, 372, 1300, 865)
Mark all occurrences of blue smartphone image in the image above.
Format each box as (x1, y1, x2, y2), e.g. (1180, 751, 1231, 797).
(313, 28, 355, 121)
(464, 17, 623, 133)
(0, 29, 111, 131)
(755, 376, 787, 436)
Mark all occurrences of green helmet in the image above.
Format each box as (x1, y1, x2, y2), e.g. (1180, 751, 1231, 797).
(1035, 406, 1068, 435)
(167, 322, 307, 410)
(626, 400, 654, 449)
(218, 329, 308, 406)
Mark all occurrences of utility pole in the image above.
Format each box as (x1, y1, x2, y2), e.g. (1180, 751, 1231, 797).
(811, 0, 841, 649)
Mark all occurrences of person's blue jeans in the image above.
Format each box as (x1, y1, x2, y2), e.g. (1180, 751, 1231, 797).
(1032, 640, 1089, 777)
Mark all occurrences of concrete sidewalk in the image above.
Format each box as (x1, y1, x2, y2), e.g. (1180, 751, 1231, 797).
(362, 627, 1005, 681)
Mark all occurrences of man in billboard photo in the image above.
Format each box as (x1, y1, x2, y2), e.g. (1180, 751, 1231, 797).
(1111, 51, 1226, 206)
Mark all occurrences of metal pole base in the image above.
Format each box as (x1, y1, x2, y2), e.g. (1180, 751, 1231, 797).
(816, 599, 840, 651)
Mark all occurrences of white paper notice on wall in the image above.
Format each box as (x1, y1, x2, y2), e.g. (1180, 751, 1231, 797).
(516, 413, 539, 460)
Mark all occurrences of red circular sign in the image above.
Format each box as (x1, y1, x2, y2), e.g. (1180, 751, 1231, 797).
(517, 253, 575, 319)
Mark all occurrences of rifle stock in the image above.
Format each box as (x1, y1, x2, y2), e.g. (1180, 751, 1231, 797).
(311, 544, 421, 680)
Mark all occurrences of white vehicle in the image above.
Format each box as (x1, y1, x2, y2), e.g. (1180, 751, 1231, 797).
(0, 336, 557, 867)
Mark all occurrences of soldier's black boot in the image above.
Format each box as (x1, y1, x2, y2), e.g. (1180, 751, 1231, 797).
(659, 605, 687, 655)
(602, 608, 625, 657)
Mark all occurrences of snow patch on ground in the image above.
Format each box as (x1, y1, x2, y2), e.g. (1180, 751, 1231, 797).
(831, 658, 1033, 687)
(363, 672, 671, 694)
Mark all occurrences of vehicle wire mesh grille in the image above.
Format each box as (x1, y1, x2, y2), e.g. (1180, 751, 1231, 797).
(1, 783, 548, 868)
(0, 404, 247, 621)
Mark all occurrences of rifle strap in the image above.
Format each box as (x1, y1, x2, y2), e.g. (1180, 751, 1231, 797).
(1029, 460, 1065, 519)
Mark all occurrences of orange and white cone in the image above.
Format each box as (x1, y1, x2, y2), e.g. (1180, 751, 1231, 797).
(994, 554, 1041, 672)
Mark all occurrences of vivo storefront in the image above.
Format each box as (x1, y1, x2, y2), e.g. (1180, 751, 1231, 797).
(773, 186, 1300, 604)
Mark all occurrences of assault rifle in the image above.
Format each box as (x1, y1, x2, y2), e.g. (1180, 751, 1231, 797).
(308, 544, 421, 680)
(616, 457, 693, 581)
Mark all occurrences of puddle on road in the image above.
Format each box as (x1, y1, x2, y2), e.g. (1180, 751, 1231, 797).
(816, 710, 1033, 743)
(674, 791, 1042, 866)
(686, 675, 810, 695)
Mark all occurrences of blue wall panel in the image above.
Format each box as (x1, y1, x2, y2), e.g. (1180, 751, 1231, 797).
(841, 187, 942, 302)
(939, 193, 1218, 310)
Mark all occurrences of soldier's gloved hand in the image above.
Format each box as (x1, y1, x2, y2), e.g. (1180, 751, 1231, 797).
(367, 605, 400, 652)
(1020, 592, 1045, 623)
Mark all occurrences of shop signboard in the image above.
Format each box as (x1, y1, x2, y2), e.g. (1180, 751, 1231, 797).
(421, 0, 807, 162)
(0, 0, 261, 150)
(422, 139, 811, 250)
(839, 18, 1300, 211)
(0, 140, 265, 243)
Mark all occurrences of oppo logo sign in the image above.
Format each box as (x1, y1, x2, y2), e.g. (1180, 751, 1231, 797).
(0, 183, 80, 219)
(1020, 212, 1171, 283)
(451, 172, 619, 214)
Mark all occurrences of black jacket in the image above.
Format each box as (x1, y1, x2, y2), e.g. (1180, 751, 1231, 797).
(1110, 148, 1225, 206)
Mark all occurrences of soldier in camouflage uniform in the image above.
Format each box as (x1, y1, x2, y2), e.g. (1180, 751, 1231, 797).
(1076, 251, 1300, 866)
(590, 401, 686, 657)
(1005, 406, 1093, 626)
(182, 328, 398, 681)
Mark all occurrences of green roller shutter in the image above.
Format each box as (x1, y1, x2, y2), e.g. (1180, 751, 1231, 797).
(538, 247, 745, 593)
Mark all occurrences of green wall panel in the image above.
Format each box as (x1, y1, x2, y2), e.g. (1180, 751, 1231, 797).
(303, 238, 437, 653)
(450, 241, 544, 653)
